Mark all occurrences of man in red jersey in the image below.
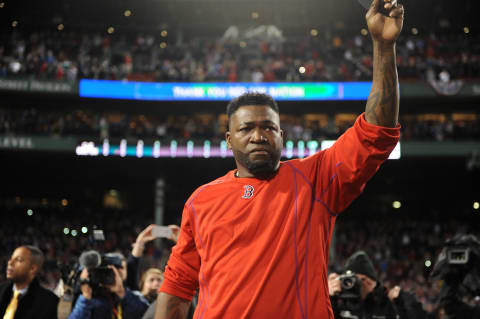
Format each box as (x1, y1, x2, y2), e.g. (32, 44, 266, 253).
(156, 0, 404, 317)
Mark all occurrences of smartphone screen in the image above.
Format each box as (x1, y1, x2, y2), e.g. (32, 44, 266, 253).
(152, 225, 173, 239)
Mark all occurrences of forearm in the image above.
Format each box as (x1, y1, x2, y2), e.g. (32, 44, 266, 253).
(365, 42, 399, 128)
(155, 292, 191, 319)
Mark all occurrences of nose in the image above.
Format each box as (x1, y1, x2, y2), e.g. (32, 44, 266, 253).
(250, 128, 267, 143)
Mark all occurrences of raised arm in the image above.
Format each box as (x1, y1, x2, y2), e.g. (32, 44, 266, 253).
(365, 0, 404, 128)
(154, 292, 191, 319)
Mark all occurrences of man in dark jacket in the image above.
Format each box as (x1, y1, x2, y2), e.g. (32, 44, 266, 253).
(0, 245, 59, 319)
(329, 250, 398, 319)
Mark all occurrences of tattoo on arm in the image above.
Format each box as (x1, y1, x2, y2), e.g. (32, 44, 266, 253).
(365, 43, 399, 127)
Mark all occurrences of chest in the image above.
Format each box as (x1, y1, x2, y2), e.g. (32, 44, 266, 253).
(191, 178, 316, 253)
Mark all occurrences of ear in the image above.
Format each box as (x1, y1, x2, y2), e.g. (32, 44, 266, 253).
(30, 264, 39, 278)
(225, 131, 232, 150)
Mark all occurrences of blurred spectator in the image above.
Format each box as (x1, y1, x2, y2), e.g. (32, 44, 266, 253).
(139, 268, 163, 304)
(1, 108, 479, 143)
(0, 28, 479, 83)
(0, 245, 59, 319)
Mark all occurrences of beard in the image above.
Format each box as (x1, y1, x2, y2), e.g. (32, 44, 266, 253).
(233, 148, 281, 177)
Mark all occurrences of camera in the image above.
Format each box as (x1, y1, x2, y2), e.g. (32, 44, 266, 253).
(79, 250, 124, 288)
(337, 270, 362, 300)
(431, 233, 480, 296)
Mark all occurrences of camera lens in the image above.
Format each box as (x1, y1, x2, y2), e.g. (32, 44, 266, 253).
(341, 276, 357, 290)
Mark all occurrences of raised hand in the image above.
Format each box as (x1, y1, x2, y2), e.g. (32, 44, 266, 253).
(366, 0, 404, 44)
(132, 224, 157, 257)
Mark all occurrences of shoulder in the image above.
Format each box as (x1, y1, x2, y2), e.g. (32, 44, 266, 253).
(130, 289, 150, 304)
(185, 171, 234, 204)
(0, 281, 11, 298)
(31, 281, 59, 303)
(278, 150, 327, 176)
(0, 281, 11, 291)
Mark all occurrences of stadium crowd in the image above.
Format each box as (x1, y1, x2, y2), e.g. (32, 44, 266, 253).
(0, 28, 479, 83)
(1, 108, 479, 143)
(1, 200, 479, 318)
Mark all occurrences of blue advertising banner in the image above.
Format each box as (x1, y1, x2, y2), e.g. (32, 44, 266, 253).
(79, 80, 373, 101)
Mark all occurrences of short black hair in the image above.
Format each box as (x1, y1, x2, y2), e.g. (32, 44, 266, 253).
(226, 92, 279, 127)
(23, 245, 44, 270)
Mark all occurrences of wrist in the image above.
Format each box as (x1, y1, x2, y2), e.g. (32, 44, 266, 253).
(373, 40, 396, 52)
(132, 242, 145, 257)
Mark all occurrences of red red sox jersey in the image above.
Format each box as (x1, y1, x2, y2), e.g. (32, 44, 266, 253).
(160, 114, 400, 319)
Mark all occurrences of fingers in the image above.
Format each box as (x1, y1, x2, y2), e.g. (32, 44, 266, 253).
(368, 0, 404, 19)
(80, 268, 89, 279)
(328, 273, 339, 280)
(368, 0, 382, 12)
(389, 4, 404, 18)
(141, 224, 155, 236)
(108, 265, 120, 277)
(383, 0, 397, 10)
(388, 285, 401, 300)
(137, 224, 155, 243)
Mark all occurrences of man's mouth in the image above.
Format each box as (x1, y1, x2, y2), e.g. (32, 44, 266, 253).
(250, 148, 269, 155)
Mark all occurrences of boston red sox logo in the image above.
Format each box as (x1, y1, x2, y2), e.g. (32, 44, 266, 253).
(242, 185, 255, 199)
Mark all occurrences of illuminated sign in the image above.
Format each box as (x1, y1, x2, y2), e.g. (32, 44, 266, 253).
(76, 139, 400, 159)
(79, 80, 373, 101)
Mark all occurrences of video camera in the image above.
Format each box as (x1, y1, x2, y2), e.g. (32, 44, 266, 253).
(431, 233, 480, 296)
(79, 250, 124, 288)
(59, 229, 124, 300)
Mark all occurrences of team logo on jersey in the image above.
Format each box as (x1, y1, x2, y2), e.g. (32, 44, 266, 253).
(242, 185, 255, 199)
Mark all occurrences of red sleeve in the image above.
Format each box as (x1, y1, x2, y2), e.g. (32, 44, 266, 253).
(295, 113, 400, 214)
(159, 204, 200, 301)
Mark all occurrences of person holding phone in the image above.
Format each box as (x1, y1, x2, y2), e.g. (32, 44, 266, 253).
(127, 225, 180, 292)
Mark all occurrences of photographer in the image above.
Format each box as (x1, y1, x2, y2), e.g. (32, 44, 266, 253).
(68, 260, 148, 319)
(329, 251, 398, 319)
(431, 233, 480, 319)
